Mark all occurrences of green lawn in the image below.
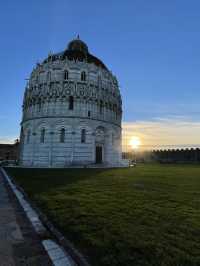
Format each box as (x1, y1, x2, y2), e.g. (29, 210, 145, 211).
(5, 164, 200, 266)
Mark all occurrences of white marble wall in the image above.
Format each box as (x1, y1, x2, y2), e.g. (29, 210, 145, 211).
(21, 117, 121, 167)
(20, 49, 122, 167)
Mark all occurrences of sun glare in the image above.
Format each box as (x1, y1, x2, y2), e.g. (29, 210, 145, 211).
(130, 136, 141, 150)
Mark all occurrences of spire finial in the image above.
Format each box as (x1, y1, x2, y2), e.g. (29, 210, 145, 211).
(77, 34, 80, 39)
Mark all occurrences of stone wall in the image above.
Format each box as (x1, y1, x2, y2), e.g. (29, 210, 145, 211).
(152, 149, 200, 163)
(21, 117, 121, 167)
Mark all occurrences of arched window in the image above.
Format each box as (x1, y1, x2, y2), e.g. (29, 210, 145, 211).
(27, 130, 31, 144)
(40, 129, 45, 143)
(69, 96, 74, 110)
(81, 71, 86, 81)
(47, 72, 51, 81)
(64, 70, 68, 80)
(60, 128, 65, 143)
(81, 129, 86, 143)
(100, 100, 103, 114)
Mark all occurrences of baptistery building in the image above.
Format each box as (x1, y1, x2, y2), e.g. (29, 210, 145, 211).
(20, 37, 122, 167)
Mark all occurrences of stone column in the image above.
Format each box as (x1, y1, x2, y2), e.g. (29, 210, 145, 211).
(49, 131, 54, 167)
(31, 131, 37, 166)
(71, 131, 75, 164)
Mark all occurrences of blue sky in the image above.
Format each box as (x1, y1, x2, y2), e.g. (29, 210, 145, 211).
(1, 0, 200, 148)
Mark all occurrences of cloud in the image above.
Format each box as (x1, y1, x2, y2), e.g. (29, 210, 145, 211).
(122, 116, 200, 151)
(0, 137, 18, 144)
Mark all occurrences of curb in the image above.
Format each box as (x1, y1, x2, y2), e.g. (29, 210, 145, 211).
(1, 167, 90, 266)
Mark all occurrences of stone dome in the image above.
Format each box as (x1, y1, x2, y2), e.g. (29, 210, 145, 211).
(67, 36, 89, 54)
(20, 37, 122, 167)
(43, 37, 108, 70)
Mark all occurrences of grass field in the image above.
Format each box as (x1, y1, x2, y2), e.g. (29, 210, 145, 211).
(5, 164, 200, 266)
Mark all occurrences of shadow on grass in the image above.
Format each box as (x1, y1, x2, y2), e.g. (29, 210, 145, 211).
(4, 164, 200, 266)
(4, 167, 115, 195)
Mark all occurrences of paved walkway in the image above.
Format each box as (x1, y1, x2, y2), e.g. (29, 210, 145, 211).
(0, 170, 52, 266)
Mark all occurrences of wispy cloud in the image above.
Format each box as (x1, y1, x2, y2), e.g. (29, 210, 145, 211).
(122, 116, 200, 151)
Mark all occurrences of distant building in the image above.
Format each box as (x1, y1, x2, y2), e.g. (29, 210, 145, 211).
(0, 140, 19, 161)
(20, 37, 123, 167)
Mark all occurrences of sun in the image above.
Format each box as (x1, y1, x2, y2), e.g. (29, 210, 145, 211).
(130, 136, 141, 150)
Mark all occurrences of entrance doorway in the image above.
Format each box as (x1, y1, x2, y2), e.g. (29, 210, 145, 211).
(96, 146, 103, 164)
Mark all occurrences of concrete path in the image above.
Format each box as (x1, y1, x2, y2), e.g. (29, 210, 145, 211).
(0, 171, 52, 266)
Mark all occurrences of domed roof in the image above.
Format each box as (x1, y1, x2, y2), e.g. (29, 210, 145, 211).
(67, 35, 89, 54)
(43, 36, 108, 70)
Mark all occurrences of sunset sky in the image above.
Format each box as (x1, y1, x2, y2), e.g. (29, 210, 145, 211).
(1, 0, 200, 150)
